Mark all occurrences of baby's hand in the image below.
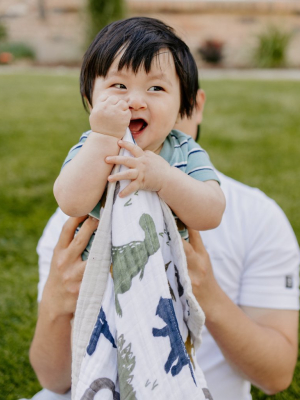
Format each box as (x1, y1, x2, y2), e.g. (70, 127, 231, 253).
(89, 95, 131, 139)
(105, 140, 171, 197)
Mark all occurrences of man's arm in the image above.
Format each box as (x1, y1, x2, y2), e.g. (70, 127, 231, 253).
(183, 229, 298, 394)
(29, 216, 98, 393)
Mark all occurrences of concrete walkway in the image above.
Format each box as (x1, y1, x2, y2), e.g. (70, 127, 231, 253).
(199, 68, 300, 80)
(1, 65, 300, 80)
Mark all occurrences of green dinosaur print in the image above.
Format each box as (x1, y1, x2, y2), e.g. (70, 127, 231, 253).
(112, 213, 160, 316)
(117, 334, 137, 400)
(124, 198, 132, 207)
(145, 379, 159, 390)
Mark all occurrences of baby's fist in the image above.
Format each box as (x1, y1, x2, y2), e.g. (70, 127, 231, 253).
(89, 95, 131, 139)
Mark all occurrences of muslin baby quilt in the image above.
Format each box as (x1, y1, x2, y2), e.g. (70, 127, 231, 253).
(71, 129, 213, 400)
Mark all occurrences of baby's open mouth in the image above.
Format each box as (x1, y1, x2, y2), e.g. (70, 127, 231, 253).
(129, 119, 148, 134)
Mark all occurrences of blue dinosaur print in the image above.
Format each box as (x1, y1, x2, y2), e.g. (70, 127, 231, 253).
(80, 377, 120, 400)
(86, 307, 116, 356)
(152, 297, 196, 385)
(112, 213, 160, 316)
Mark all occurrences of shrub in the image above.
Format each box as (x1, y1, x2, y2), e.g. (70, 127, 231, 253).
(0, 22, 7, 41)
(0, 42, 35, 60)
(198, 40, 224, 64)
(253, 25, 292, 68)
(86, 0, 125, 42)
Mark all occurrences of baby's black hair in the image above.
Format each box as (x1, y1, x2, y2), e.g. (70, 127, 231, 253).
(80, 17, 198, 118)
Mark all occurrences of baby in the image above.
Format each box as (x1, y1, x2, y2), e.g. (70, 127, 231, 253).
(54, 17, 225, 252)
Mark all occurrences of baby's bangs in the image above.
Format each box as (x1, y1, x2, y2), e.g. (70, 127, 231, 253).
(116, 40, 176, 75)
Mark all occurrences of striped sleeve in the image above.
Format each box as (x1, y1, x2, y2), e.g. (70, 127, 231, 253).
(185, 139, 220, 184)
(161, 130, 220, 184)
(62, 130, 92, 168)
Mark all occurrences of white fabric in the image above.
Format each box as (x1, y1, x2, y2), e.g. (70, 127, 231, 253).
(71, 129, 209, 399)
(19, 389, 71, 400)
(198, 172, 300, 400)
(36, 172, 300, 400)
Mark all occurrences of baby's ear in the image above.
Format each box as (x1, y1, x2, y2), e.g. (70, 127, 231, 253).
(84, 95, 92, 112)
(195, 89, 206, 124)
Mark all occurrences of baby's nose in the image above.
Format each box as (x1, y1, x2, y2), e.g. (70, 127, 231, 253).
(127, 93, 147, 110)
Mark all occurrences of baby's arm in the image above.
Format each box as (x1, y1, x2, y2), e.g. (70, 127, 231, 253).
(106, 140, 225, 231)
(54, 96, 131, 216)
(158, 169, 225, 230)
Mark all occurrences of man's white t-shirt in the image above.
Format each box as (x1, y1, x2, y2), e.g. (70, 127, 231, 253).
(36, 172, 300, 400)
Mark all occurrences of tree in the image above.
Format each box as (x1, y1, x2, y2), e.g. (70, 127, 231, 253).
(87, 0, 125, 42)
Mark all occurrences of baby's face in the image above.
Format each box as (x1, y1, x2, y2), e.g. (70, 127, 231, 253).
(92, 50, 181, 153)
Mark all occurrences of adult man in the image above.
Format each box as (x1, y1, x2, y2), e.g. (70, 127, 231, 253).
(28, 89, 299, 400)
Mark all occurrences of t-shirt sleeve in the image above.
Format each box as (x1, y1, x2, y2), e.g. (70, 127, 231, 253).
(62, 130, 92, 168)
(239, 198, 300, 310)
(185, 138, 220, 184)
(160, 131, 220, 184)
(36, 208, 69, 302)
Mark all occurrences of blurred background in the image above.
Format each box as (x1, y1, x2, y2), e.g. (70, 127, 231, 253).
(1, 0, 300, 67)
(0, 1, 300, 399)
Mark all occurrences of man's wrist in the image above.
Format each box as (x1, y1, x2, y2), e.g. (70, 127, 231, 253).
(40, 287, 74, 323)
(195, 279, 227, 326)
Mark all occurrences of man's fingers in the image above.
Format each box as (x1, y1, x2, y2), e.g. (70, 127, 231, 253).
(73, 260, 87, 283)
(56, 216, 88, 250)
(67, 216, 99, 256)
(187, 228, 206, 254)
(181, 237, 190, 252)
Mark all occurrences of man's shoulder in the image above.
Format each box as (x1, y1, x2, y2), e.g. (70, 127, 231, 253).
(219, 172, 295, 236)
(219, 172, 277, 208)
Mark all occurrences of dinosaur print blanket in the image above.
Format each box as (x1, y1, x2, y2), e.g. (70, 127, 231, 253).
(71, 129, 213, 400)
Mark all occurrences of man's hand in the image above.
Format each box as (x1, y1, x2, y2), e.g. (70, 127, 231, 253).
(42, 215, 99, 319)
(89, 95, 131, 138)
(30, 215, 98, 393)
(182, 228, 220, 313)
(105, 140, 171, 198)
(182, 228, 298, 395)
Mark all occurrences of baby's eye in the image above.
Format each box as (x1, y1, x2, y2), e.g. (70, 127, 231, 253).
(148, 86, 164, 92)
(114, 83, 126, 89)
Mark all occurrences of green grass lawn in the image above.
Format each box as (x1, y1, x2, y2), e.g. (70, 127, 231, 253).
(0, 72, 299, 399)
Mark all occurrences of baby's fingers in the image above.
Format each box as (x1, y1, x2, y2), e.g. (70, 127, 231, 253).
(108, 169, 139, 183)
(106, 155, 136, 168)
(118, 140, 144, 157)
(119, 181, 140, 198)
